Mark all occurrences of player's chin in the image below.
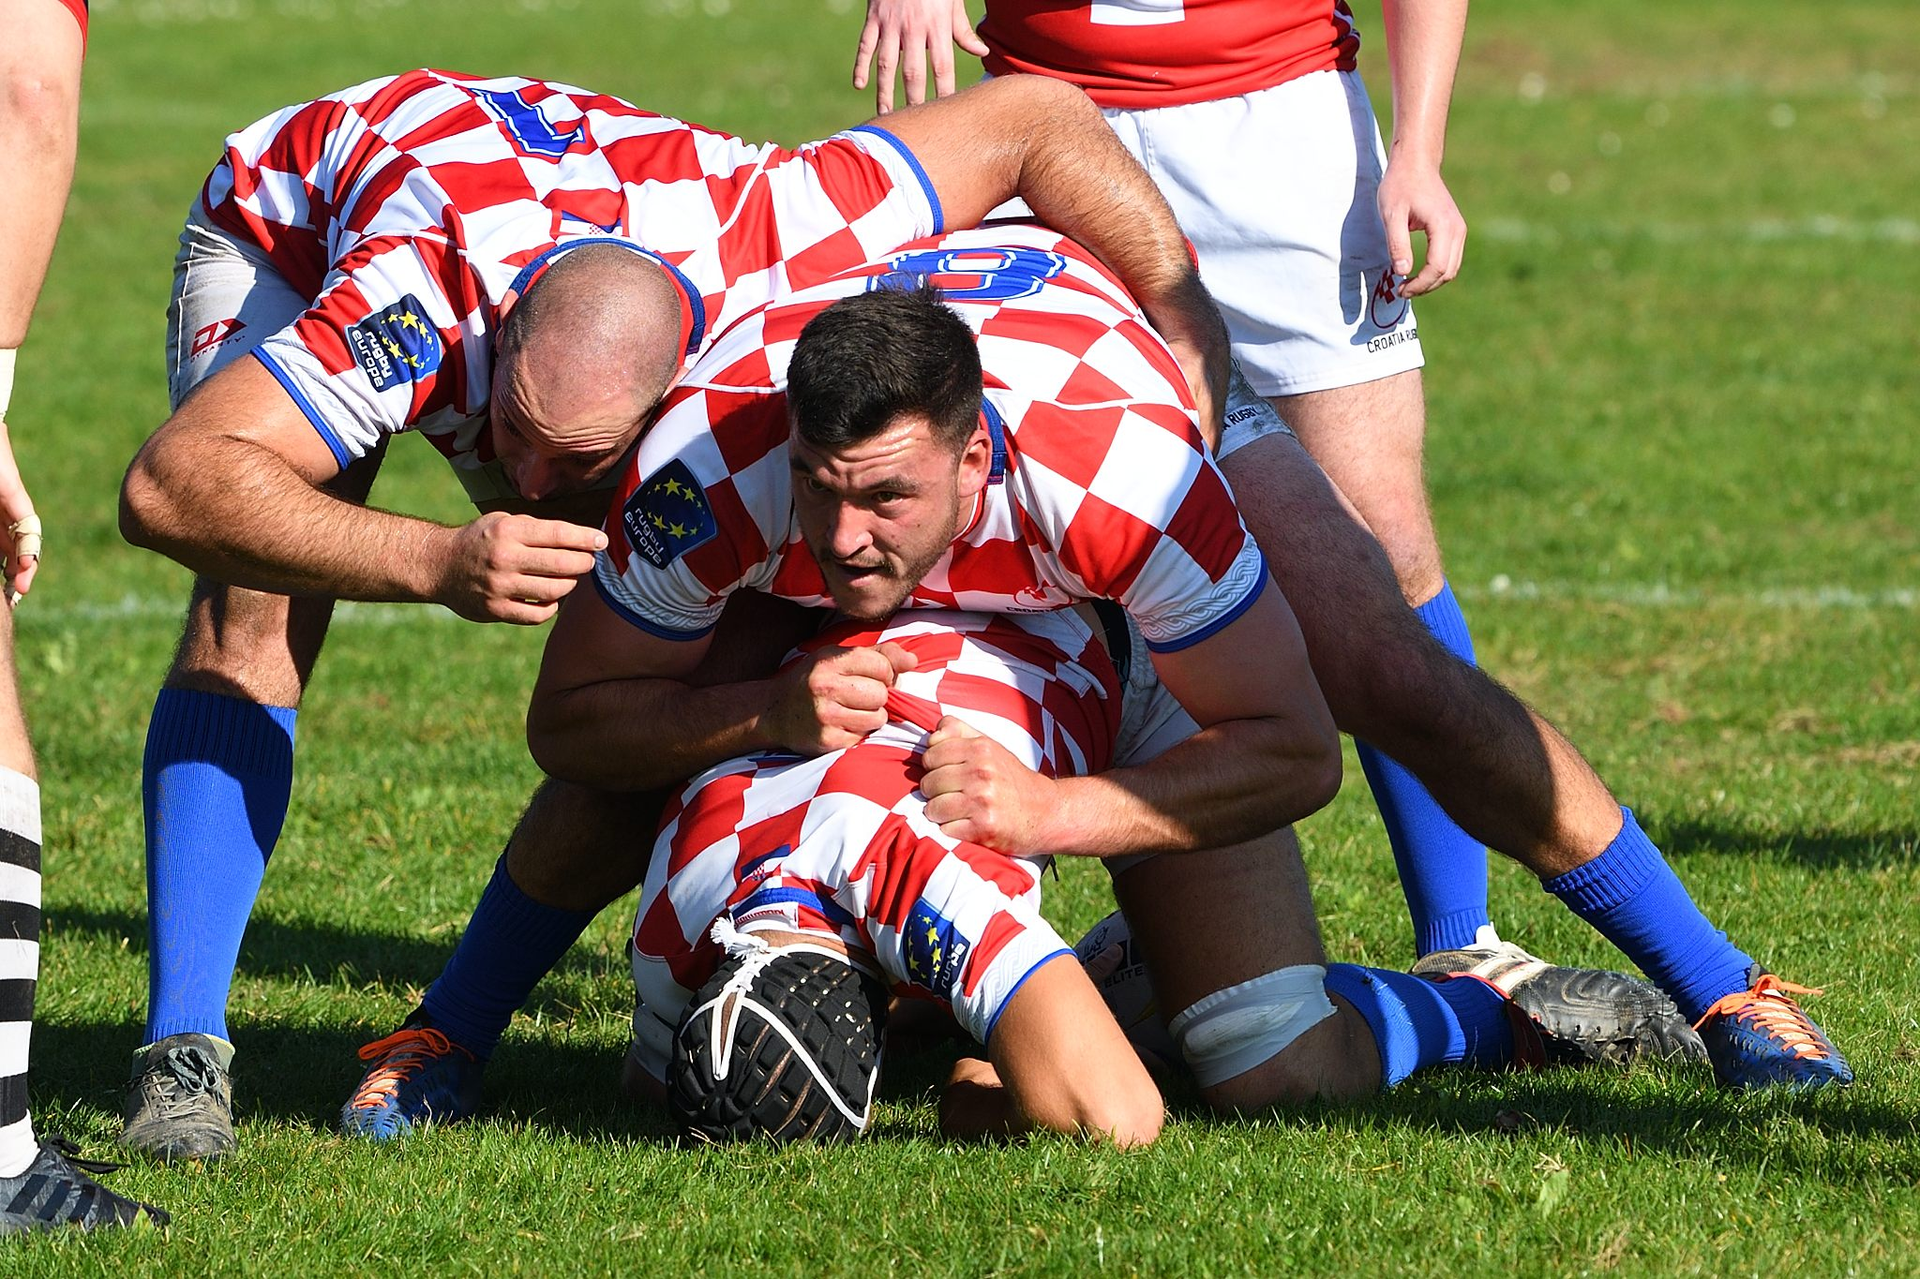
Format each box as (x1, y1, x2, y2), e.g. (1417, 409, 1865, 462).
(826, 573, 906, 622)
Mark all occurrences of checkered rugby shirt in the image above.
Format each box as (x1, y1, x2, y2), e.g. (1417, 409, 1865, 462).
(199, 68, 941, 477)
(597, 224, 1268, 654)
(635, 608, 1117, 1030)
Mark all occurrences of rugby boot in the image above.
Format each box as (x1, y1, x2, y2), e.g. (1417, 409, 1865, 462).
(339, 1017, 483, 1140)
(0, 1138, 169, 1235)
(122, 1032, 236, 1162)
(1693, 966, 1852, 1090)
(1414, 941, 1706, 1068)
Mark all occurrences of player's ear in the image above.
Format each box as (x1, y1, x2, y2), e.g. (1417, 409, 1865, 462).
(492, 290, 522, 346)
(956, 424, 993, 498)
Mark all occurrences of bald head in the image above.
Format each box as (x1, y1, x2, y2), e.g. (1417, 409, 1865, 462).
(489, 246, 686, 499)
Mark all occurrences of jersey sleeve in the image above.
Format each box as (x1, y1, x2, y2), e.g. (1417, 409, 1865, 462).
(248, 232, 481, 468)
(1030, 398, 1268, 652)
(757, 127, 945, 291)
(592, 386, 793, 640)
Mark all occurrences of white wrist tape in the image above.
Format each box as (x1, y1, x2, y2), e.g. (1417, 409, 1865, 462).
(0, 348, 15, 420)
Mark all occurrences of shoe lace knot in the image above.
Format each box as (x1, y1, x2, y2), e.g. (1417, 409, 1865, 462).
(349, 1027, 471, 1112)
(157, 1046, 223, 1096)
(1693, 975, 1832, 1059)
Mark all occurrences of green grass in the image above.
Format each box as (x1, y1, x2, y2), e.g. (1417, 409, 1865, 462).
(6, 0, 1918, 1271)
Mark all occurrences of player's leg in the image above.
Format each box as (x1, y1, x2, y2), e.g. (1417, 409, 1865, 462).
(1106, 829, 1543, 1111)
(340, 590, 823, 1138)
(125, 212, 354, 1161)
(1217, 427, 1847, 1087)
(0, 585, 167, 1227)
(1118, 72, 1496, 961)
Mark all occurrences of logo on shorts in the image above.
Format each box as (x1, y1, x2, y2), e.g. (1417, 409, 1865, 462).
(1367, 269, 1410, 331)
(347, 295, 443, 392)
(903, 900, 972, 996)
(190, 317, 246, 359)
(620, 458, 718, 569)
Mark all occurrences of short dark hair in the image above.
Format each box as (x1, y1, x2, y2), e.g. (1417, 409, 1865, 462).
(786, 284, 983, 454)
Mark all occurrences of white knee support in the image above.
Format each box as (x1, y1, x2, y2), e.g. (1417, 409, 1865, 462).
(1167, 965, 1336, 1088)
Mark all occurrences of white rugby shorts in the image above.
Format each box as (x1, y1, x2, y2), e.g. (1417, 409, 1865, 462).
(1101, 68, 1425, 398)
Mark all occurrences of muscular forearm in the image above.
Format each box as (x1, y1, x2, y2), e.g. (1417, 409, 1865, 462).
(528, 674, 784, 792)
(1380, 0, 1469, 164)
(1042, 716, 1342, 858)
(121, 431, 450, 602)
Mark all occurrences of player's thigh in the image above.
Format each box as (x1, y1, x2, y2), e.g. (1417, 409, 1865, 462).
(1274, 369, 1444, 605)
(1216, 429, 1458, 734)
(1109, 827, 1328, 1015)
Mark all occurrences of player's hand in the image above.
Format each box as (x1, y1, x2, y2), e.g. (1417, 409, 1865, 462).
(0, 418, 40, 603)
(1162, 330, 1227, 452)
(763, 641, 918, 755)
(853, 0, 987, 113)
(1377, 155, 1466, 299)
(434, 511, 605, 625)
(919, 715, 1058, 855)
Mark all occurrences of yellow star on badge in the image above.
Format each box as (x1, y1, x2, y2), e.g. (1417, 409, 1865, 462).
(661, 478, 685, 498)
(650, 514, 667, 529)
(667, 521, 689, 538)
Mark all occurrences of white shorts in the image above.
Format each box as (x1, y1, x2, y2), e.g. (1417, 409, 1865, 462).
(1102, 69, 1425, 399)
(165, 205, 306, 412)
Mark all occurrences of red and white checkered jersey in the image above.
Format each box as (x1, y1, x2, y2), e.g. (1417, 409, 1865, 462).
(201, 68, 941, 478)
(595, 223, 1268, 654)
(629, 608, 1117, 1071)
(980, 0, 1360, 110)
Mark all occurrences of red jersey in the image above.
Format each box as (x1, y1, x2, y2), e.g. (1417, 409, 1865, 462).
(980, 0, 1360, 110)
(595, 224, 1267, 654)
(201, 70, 940, 479)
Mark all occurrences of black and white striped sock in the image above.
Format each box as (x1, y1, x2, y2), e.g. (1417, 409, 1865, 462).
(0, 766, 40, 1178)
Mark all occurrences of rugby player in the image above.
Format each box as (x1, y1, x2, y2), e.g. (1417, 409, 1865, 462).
(502, 229, 1837, 1127)
(847, 0, 1852, 1092)
(114, 67, 1228, 1161)
(0, 0, 167, 1232)
(506, 229, 1699, 1137)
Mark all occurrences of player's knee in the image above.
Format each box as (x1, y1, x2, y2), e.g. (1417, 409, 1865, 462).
(1170, 964, 1346, 1113)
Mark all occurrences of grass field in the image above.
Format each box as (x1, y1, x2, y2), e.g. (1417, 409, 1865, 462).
(6, 0, 1918, 1271)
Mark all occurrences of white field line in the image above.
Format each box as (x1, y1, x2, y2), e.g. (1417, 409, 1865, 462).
(13, 581, 1916, 630)
(1477, 216, 1920, 246)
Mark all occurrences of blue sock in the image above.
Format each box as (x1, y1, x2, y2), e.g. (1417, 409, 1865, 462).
(1353, 582, 1492, 956)
(143, 688, 297, 1044)
(1324, 963, 1514, 1086)
(1543, 807, 1754, 1022)
(420, 855, 596, 1060)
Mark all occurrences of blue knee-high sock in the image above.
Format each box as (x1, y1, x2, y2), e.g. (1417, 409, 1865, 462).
(1353, 582, 1492, 956)
(419, 855, 595, 1061)
(1543, 808, 1754, 1022)
(1324, 963, 1513, 1086)
(143, 688, 297, 1044)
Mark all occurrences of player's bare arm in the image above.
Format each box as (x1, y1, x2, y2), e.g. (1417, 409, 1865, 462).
(937, 955, 1163, 1147)
(874, 77, 1230, 431)
(921, 582, 1341, 858)
(852, 0, 985, 113)
(1378, 0, 1469, 296)
(119, 357, 604, 624)
(0, 0, 83, 602)
(528, 581, 918, 791)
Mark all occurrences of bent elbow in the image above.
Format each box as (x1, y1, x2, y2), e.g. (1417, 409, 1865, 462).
(118, 453, 170, 551)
